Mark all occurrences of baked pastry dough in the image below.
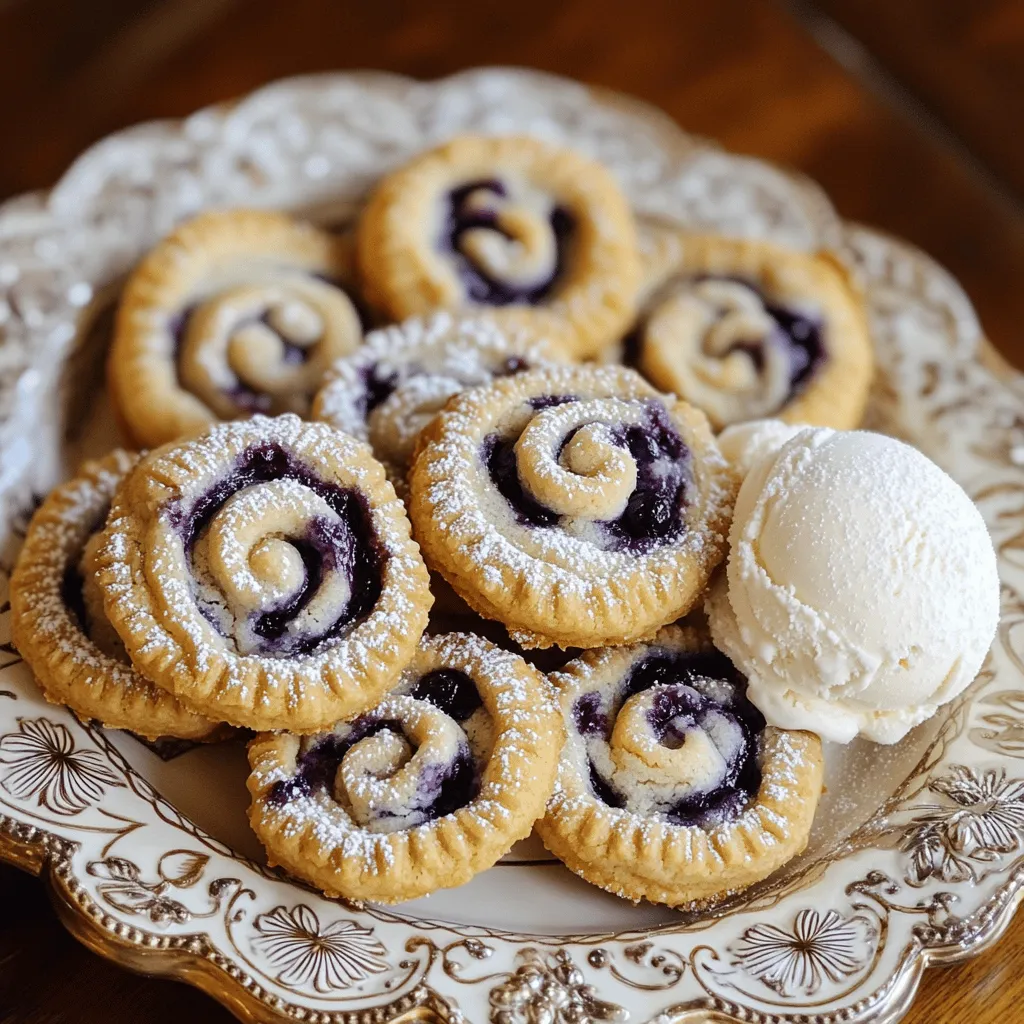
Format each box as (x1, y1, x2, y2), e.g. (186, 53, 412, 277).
(10, 451, 222, 740)
(357, 135, 641, 359)
(537, 625, 823, 907)
(95, 414, 432, 732)
(408, 365, 736, 649)
(247, 632, 563, 902)
(313, 311, 565, 499)
(626, 234, 873, 430)
(110, 209, 363, 447)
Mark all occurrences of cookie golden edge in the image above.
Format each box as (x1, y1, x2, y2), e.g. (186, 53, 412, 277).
(108, 208, 359, 450)
(636, 232, 874, 431)
(408, 365, 738, 650)
(356, 134, 642, 359)
(94, 415, 433, 733)
(245, 632, 564, 903)
(10, 451, 225, 741)
(535, 625, 824, 908)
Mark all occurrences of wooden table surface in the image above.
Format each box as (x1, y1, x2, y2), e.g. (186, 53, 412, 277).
(0, 1, 1022, 1021)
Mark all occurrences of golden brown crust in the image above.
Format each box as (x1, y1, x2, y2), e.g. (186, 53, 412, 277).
(408, 365, 737, 649)
(630, 233, 874, 430)
(109, 209, 362, 449)
(536, 625, 824, 907)
(10, 451, 224, 741)
(356, 135, 641, 359)
(95, 415, 433, 733)
(247, 632, 563, 903)
(312, 311, 569, 500)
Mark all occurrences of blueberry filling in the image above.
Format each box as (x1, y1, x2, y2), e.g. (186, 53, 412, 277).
(359, 362, 401, 417)
(442, 179, 574, 305)
(586, 650, 766, 828)
(764, 298, 825, 391)
(168, 442, 383, 655)
(497, 355, 531, 376)
(482, 433, 559, 528)
(482, 398, 692, 552)
(528, 394, 578, 411)
(630, 275, 827, 402)
(601, 403, 691, 552)
(61, 565, 88, 634)
(572, 691, 609, 737)
(267, 716, 478, 820)
(409, 668, 483, 722)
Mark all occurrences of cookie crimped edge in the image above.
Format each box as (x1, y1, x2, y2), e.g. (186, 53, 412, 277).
(312, 310, 573, 499)
(535, 625, 824, 907)
(109, 208, 361, 450)
(356, 134, 642, 360)
(10, 450, 225, 741)
(408, 365, 738, 649)
(246, 631, 564, 903)
(95, 414, 433, 733)
(634, 232, 874, 430)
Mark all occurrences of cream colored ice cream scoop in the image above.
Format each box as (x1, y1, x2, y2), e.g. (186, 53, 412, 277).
(707, 426, 999, 744)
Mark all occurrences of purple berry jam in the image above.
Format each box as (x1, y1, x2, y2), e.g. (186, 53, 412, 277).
(409, 668, 483, 722)
(629, 276, 826, 401)
(528, 394, 578, 411)
(481, 433, 559, 528)
(482, 398, 692, 551)
(587, 649, 766, 828)
(572, 691, 609, 738)
(359, 362, 401, 417)
(267, 715, 478, 820)
(600, 401, 691, 552)
(168, 443, 383, 656)
(442, 179, 574, 305)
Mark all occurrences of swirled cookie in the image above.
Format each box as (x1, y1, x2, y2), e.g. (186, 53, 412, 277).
(110, 209, 364, 448)
(95, 415, 432, 733)
(624, 234, 873, 430)
(357, 135, 641, 359)
(313, 311, 566, 498)
(10, 452, 223, 740)
(247, 631, 563, 902)
(537, 626, 823, 907)
(408, 366, 736, 649)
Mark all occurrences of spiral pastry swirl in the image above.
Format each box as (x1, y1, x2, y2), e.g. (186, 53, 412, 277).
(110, 209, 363, 448)
(313, 312, 566, 498)
(537, 626, 824, 908)
(409, 365, 736, 649)
(10, 452, 223, 741)
(247, 632, 563, 903)
(357, 135, 642, 359)
(95, 415, 432, 733)
(627, 234, 873, 431)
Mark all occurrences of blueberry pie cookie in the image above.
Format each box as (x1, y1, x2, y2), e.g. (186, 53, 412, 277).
(313, 311, 566, 499)
(537, 625, 823, 907)
(110, 209, 364, 448)
(625, 234, 872, 430)
(247, 631, 563, 902)
(408, 365, 736, 649)
(95, 415, 432, 733)
(10, 452, 222, 740)
(357, 135, 641, 359)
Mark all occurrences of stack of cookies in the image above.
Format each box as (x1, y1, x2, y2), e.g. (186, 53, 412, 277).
(12, 133, 877, 907)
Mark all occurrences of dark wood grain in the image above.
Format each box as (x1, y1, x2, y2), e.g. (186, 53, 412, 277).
(809, 0, 1024, 197)
(0, 2, 1022, 1022)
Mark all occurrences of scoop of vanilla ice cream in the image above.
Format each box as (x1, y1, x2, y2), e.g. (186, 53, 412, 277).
(716, 419, 817, 479)
(707, 428, 999, 744)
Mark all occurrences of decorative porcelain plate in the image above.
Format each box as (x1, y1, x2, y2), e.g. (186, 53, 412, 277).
(1, 68, 1023, 1024)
